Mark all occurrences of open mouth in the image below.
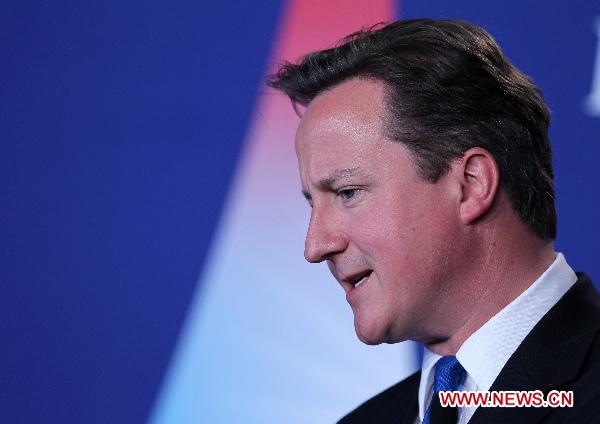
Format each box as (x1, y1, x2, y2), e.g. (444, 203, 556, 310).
(350, 271, 372, 288)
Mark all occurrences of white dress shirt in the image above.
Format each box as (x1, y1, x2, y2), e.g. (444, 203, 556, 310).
(416, 253, 577, 424)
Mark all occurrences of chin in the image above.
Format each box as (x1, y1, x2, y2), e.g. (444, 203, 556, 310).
(356, 333, 383, 345)
(354, 317, 387, 345)
(354, 315, 409, 345)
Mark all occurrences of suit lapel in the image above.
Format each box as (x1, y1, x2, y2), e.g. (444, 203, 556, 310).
(470, 274, 600, 423)
(337, 370, 420, 424)
(397, 376, 419, 424)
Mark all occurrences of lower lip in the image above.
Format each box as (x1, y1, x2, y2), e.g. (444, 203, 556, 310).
(346, 275, 370, 303)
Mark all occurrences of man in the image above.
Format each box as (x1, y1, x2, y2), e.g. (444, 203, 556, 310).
(268, 19, 600, 423)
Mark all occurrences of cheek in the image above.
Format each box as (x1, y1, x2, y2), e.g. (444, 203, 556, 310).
(349, 209, 417, 277)
(350, 194, 455, 279)
(347, 207, 401, 255)
(353, 199, 423, 252)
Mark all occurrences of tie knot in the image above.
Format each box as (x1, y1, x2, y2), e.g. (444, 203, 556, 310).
(433, 356, 464, 393)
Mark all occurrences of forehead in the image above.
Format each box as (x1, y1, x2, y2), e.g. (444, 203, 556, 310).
(297, 78, 386, 139)
(295, 78, 388, 162)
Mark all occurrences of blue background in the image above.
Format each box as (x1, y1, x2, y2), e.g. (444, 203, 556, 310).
(2, 1, 598, 422)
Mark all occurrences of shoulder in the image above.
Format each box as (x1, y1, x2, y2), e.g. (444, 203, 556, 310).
(337, 371, 421, 424)
(544, 347, 600, 422)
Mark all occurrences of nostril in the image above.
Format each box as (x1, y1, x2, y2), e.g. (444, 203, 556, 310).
(304, 242, 323, 263)
(305, 237, 347, 264)
(304, 209, 348, 263)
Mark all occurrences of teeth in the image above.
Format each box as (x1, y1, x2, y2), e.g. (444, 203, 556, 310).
(354, 275, 369, 288)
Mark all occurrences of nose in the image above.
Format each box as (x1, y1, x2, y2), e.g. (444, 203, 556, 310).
(304, 207, 347, 263)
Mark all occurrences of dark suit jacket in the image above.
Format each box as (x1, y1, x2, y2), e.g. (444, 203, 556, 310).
(338, 273, 600, 423)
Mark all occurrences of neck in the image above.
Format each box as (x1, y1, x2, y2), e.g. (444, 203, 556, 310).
(423, 216, 555, 356)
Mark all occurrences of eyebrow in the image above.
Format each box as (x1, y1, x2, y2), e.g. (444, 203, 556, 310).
(301, 167, 364, 201)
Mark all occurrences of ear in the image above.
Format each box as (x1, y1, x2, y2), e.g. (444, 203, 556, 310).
(457, 147, 500, 225)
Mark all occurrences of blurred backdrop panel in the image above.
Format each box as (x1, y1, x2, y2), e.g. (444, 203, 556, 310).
(149, 0, 419, 423)
(2, 1, 599, 423)
(2, 1, 282, 423)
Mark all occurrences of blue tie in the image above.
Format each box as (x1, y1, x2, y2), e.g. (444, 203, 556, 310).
(422, 356, 465, 424)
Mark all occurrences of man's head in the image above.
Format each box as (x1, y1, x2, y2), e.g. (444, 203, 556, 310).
(269, 19, 556, 240)
(268, 19, 557, 348)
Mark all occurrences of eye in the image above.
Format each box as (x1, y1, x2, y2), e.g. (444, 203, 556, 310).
(338, 188, 357, 200)
(337, 188, 361, 202)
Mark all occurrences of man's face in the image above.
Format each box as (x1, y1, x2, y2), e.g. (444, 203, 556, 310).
(295, 78, 465, 345)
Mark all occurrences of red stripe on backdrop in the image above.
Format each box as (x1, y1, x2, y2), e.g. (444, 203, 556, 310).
(274, 0, 395, 61)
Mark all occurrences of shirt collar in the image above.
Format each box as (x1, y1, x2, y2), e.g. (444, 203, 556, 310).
(418, 349, 442, 421)
(417, 253, 577, 421)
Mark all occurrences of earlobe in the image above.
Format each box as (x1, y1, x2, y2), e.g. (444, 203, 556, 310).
(458, 148, 500, 225)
